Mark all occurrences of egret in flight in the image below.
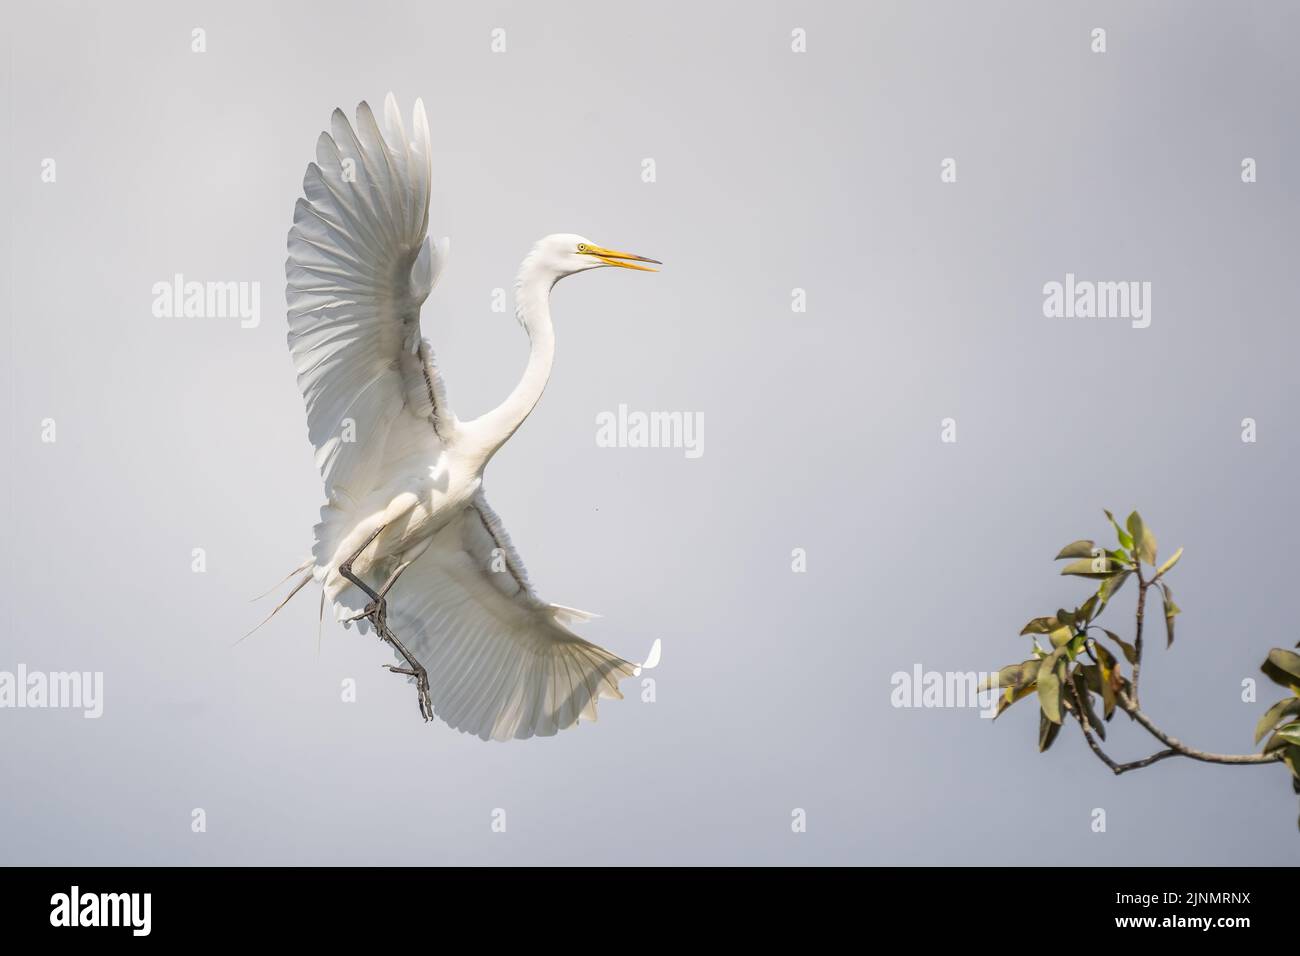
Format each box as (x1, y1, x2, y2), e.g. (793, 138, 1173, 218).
(273, 94, 659, 740)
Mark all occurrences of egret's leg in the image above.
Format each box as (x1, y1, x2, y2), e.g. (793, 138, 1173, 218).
(337, 525, 385, 601)
(367, 560, 432, 721)
(337, 529, 433, 722)
(343, 559, 412, 623)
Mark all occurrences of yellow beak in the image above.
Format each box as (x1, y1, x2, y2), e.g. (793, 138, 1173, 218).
(583, 244, 661, 272)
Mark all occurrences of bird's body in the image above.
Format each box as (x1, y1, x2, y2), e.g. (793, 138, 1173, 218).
(277, 94, 659, 740)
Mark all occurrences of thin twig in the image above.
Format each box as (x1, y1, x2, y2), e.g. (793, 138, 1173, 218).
(1066, 678, 1279, 775)
(1065, 680, 1177, 775)
(1131, 564, 1147, 705)
(1065, 680, 1121, 771)
(1117, 690, 1282, 766)
(1111, 749, 1182, 774)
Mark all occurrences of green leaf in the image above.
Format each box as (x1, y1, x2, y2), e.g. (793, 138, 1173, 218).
(1261, 657, 1300, 693)
(1283, 745, 1300, 782)
(1048, 625, 1073, 648)
(1127, 511, 1157, 565)
(1275, 723, 1300, 747)
(1055, 540, 1097, 560)
(1101, 629, 1138, 665)
(1264, 730, 1292, 754)
(1077, 594, 1099, 623)
(1266, 648, 1300, 682)
(1156, 547, 1183, 577)
(979, 659, 1041, 694)
(1014, 658, 1042, 688)
(1160, 583, 1180, 648)
(1038, 710, 1063, 752)
(1105, 509, 1134, 550)
(1059, 557, 1117, 579)
(1037, 654, 1063, 725)
(1096, 570, 1132, 615)
(994, 681, 1037, 719)
(1093, 643, 1120, 719)
(979, 664, 1019, 694)
(1254, 698, 1300, 746)
(1020, 616, 1060, 636)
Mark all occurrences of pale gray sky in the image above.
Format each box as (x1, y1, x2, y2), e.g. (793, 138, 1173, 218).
(3, 0, 1298, 864)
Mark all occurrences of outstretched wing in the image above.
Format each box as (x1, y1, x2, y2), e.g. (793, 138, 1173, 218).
(380, 491, 637, 741)
(286, 94, 453, 506)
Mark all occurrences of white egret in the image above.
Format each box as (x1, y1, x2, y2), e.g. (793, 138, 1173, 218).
(274, 94, 658, 740)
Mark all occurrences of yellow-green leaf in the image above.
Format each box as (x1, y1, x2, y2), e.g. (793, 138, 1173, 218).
(1104, 509, 1134, 550)
(1127, 511, 1157, 565)
(1160, 583, 1180, 648)
(1267, 648, 1300, 682)
(1038, 656, 1063, 725)
(1264, 731, 1292, 754)
(1261, 654, 1300, 693)
(994, 681, 1037, 719)
(1055, 540, 1097, 560)
(1060, 557, 1116, 579)
(1049, 625, 1073, 648)
(1094, 644, 1120, 719)
(1101, 629, 1138, 665)
(1282, 745, 1300, 781)
(1276, 723, 1300, 747)
(1157, 547, 1183, 577)
(1254, 699, 1300, 746)
(979, 660, 1040, 694)
(1098, 570, 1131, 609)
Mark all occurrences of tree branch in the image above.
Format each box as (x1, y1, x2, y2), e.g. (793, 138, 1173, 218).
(1064, 680, 1281, 775)
(1131, 565, 1147, 705)
(1065, 681, 1180, 775)
(1117, 690, 1283, 767)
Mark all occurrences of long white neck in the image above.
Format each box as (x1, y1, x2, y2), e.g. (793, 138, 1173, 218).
(463, 254, 556, 469)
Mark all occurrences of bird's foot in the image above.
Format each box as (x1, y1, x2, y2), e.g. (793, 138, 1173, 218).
(372, 609, 432, 723)
(384, 663, 433, 722)
(345, 600, 385, 625)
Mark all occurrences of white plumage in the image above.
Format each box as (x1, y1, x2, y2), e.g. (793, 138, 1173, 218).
(279, 94, 659, 740)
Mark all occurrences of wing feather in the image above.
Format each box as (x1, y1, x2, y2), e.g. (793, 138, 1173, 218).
(378, 492, 636, 740)
(286, 96, 453, 511)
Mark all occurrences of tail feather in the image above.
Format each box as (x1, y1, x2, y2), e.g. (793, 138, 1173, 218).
(237, 566, 314, 644)
(250, 558, 313, 601)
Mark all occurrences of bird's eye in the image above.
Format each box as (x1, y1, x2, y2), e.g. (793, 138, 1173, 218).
(577, 244, 587, 252)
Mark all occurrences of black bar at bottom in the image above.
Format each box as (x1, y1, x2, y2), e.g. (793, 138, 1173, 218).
(0, 866, 1288, 941)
